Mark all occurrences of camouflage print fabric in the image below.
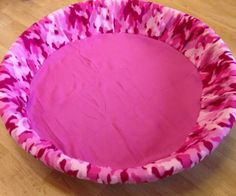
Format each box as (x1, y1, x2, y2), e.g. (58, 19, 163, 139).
(0, 0, 236, 184)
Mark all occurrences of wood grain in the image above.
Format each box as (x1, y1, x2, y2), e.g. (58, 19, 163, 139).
(0, 0, 236, 195)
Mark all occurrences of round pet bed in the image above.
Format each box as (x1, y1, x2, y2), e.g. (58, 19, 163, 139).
(0, 0, 236, 184)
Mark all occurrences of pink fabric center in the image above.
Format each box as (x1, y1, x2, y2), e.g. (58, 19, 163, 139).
(27, 33, 202, 169)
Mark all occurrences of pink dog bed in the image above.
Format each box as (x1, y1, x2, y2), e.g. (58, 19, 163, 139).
(0, 0, 236, 184)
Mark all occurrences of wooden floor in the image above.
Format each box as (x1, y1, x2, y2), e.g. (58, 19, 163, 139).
(0, 0, 236, 195)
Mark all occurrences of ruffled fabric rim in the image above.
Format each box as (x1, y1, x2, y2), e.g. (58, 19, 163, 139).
(0, 0, 235, 183)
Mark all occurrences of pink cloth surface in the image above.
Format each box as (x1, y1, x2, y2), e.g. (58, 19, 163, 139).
(27, 33, 202, 169)
(1, 0, 235, 183)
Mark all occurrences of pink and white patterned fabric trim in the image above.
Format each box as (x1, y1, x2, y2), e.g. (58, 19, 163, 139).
(0, 0, 236, 184)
